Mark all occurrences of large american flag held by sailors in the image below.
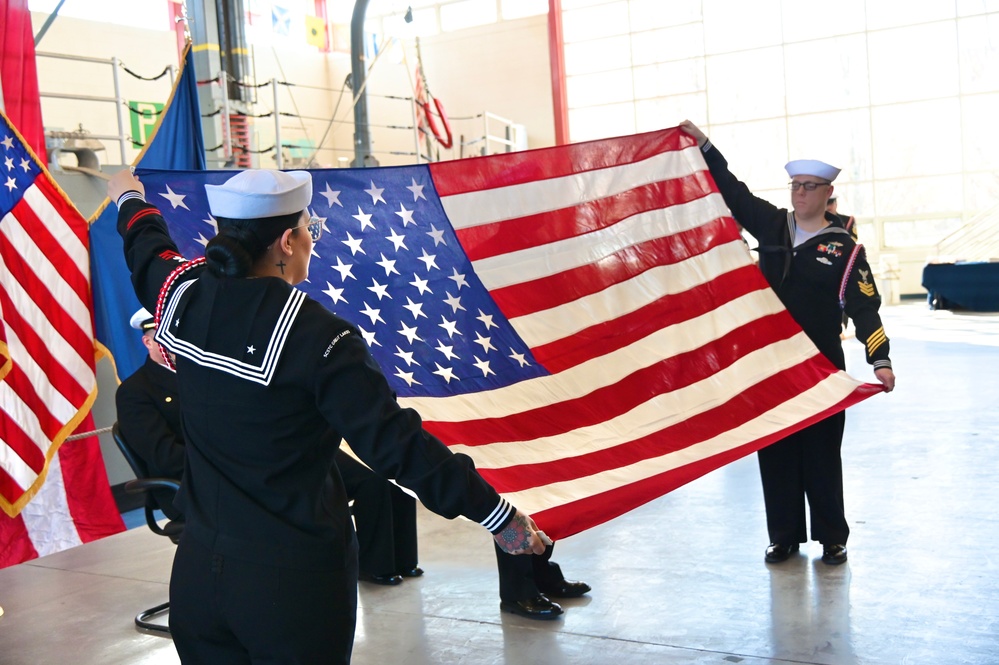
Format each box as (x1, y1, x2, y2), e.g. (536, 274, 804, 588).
(135, 127, 881, 540)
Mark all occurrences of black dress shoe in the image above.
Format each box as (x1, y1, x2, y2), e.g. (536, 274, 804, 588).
(537, 579, 591, 599)
(821, 544, 848, 565)
(398, 566, 424, 578)
(764, 542, 800, 563)
(359, 572, 404, 586)
(500, 595, 563, 620)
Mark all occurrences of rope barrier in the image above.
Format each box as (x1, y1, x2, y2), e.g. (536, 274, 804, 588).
(121, 64, 172, 81)
(125, 103, 165, 117)
(65, 425, 113, 441)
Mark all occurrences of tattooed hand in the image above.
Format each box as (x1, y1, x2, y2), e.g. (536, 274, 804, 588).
(493, 510, 546, 555)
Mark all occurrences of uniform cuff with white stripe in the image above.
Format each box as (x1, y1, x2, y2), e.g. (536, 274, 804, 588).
(480, 497, 515, 534)
(873, 359, 892, 370)
(115, 190, 146, 209)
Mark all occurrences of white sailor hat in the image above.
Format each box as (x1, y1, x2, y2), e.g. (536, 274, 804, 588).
(205, 169, 312, 219)
(130, 308, 155, 332)
(785, 159, 841, 182)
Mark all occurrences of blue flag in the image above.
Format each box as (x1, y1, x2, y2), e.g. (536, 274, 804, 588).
(89, 44, 205, 380)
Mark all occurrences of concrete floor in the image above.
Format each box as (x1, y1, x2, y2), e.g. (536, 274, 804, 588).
(1, 303, 997, 665)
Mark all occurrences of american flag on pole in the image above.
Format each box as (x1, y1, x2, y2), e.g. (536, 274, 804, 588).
(133, 127, 881, 540)
(0, 110, 101, 516)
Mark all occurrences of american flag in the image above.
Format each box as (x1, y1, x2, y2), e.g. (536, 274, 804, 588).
(0, 110, 98, 516)
(134, 127, 880, 540)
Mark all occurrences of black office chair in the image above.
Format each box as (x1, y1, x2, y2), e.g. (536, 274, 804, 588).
(111, 422, 183, 635)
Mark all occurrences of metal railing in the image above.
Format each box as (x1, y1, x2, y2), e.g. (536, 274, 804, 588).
(932, 202, 999, 262)
(36, 51, 175, 165)
(36, 52, 524, 170)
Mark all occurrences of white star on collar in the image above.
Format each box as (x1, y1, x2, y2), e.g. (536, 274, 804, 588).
(247, 345, 256, 354)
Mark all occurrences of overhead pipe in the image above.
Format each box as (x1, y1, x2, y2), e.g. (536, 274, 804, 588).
(350, 0, 375, 167)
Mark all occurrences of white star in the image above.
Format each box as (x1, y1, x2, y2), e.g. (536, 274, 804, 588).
(435, 341, 459, 361)
(402, 297, 426, 319)
(394, 368, 420, 387)
(447, 268, 468, 290)
(247, 345, 256, 354)
(398, 322, 423, 344)
(375, 253, 399, 277)
(1, 135, 13, 150)
(432, 363, 458, 384)
(358, 326, 380, 347)
(341, 233, 365, 255)
(410, 274, 432, 296)
(443, 292, 464, 313)
(385, 228, 408, 251)
(367, 278, 391, 300)
(473, 332, 496, 353)
(322, 281, 347, 305)
(159, 184, 190, 210)
(473, 356, 495, 377)
(19, 158, 30, 172)
(4, 156, 13, 170)
(417, 249, 438, 271)
(202, 214, 218, 234)
(359, 302, 384, 325)
(352, 206, 375, 231)
(394, 203, 416, 226)
(331, 256, 356, 280)
(509, 349, 529, 367)
(5, 177, 16, 192)
(194, 232, 212, 247)
(394, 346, 419, 366)
(406, 177, 426, 201)
(426, 224, 447, 246)
(319, 182, 342, 207)
(365, 181, 386, 205)
(476, 310, 498, 330)
(438, 315, 461, 339)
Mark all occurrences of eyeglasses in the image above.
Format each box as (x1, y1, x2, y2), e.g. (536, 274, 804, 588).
(294, 216, 324, 242)
(788, 181, 831, 192)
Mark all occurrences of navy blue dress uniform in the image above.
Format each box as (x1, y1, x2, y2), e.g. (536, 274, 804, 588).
(117, 325, 423, 585)
(334, 447, 420, 584)
(115, 353, 184, 521)
(113, 169, 523, 664)
(494, 543, 590, 619)
(697, 138, 892, 564)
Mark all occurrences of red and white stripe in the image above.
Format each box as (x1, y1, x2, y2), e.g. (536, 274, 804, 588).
(1, 149, 98, 517)
(417, 128, 880, 540)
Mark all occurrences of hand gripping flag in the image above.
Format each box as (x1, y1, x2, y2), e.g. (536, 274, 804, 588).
(0, 110, 99, 517)
(133, 126, 882, 540)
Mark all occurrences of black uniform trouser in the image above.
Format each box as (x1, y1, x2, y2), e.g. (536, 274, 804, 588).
(757, 411, 849, 546)
(494, 542, 564, 602)
(337, 453, 418, 576)
(169, 534, 358, 665)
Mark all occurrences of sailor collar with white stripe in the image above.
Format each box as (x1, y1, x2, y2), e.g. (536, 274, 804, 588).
(153, 278, 307, 386)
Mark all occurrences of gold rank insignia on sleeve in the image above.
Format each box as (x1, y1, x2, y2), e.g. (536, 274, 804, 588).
(866, 326, 887, 355)
(858, 269, 875, 297)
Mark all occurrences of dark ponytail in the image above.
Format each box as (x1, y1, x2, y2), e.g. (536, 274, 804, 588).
(205, 211, 302, 278)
